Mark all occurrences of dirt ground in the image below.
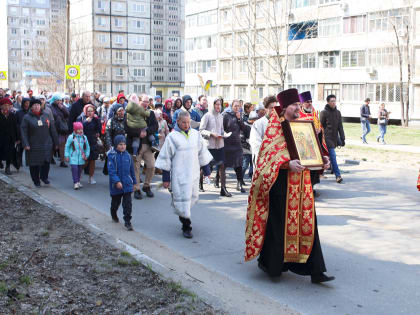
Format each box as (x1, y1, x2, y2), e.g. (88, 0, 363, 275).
(0, 180, 223, 314)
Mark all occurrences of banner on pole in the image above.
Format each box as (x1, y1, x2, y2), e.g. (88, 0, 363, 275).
(65, 65, 80, 80)
(0, 71, 7, 80)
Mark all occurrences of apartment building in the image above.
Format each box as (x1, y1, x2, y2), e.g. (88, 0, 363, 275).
(70, 0, 185, 98)
(184, 0, 420, 121)
(6, 0, 53, 90)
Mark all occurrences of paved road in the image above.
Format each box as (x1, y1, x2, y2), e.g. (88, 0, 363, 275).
(9, 159, 420, 315)
(346, 139, 420, 153)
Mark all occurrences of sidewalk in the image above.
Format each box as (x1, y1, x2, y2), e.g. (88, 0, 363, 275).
(346, 139, 420, 154)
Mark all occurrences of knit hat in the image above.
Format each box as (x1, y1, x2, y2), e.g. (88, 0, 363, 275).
(0, 97, 13, 106)
(73, 122, 83, 131)
(276, 89, 300, 113)
(102, 97, 110, 103)
(154, 95, 162, 101)
(129, 93, 139, 104)
(299, 91, 312, 103)
(117, 93, 126, 103)
(29, 98, 42, 108)
(114, 135, 126, 147)
(49, 92, 62, 105)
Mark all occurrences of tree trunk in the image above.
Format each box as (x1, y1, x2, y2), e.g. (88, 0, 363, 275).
(405, 25, 411, 127)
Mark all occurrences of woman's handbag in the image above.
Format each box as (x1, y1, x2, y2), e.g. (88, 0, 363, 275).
(379, 118, 387, 125)
(55, 116, 69, 134)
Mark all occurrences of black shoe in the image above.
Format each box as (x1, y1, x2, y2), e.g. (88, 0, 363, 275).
(134, 190, 143, 200)
(258, 261, 268, 273)
(183, 230, 193, 238)
(313, 190, 320, 198)
(41, 179, 50, 185)
(336, 176, 343, 184)
(240, 180, 247, 186)
(60, 161, 68, 168)
(34, 182, 41, 188)
(142, 186, 154, 198)
(5, 167, 11, 175)
(199, 182, 204, 192)
(125, 222, 133, 231)
(214, 174, 220, 188)
(50, 158, 56, 165)
(111, 211, 119, 223)
(311, 273, 335, 284)
(220, 187, 232, 197)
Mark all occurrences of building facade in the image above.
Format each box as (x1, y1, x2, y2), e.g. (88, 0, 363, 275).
(6, 0, 59, 91)
(70, 0, 185, 98)
(184, 0, 420, 121)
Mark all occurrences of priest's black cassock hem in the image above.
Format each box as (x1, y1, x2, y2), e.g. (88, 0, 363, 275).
(258, 169, 327, 277)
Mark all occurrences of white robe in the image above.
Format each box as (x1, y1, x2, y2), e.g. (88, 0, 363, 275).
(249, 116, 269, 167)
(155, 129, 213, 219)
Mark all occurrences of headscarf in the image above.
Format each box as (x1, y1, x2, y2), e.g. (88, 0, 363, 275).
(83, 104, 96, 117)
(129, 93, 139, 105)
(164, 99, 173, 110)
(117, 93, 126, 104)
(49, 92, 62, 105)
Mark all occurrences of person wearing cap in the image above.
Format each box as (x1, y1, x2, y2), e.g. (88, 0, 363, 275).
(245, 88, 334, 284)
(249, 95, 277, 170)
(20, 98, 58, 187)
(154, 95, 163, 108)
(64, 122, 90, 190)
(156, 110, 213, 238)
(320, 95, 345, 184)
(298, 91, 329, 197)
(0, 98, 19, 175)
(108, 135, 137, 231)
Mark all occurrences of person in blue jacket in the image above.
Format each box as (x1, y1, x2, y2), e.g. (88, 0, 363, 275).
(172, 95, 201, 130)
(108, 135, 137, 231)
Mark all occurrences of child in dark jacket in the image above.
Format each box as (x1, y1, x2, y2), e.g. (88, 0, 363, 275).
(107, 135, 137, 231)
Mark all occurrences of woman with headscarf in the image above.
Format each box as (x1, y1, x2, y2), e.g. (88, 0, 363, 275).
(172, 98, 183, 116)
(50, 93, 69, 168)
(20, 98, 58, 187)
(0, 98, 19, 175)
(172, 95, 201, 130)
(199, 98, 231, 197)
(163, 99, 173, 129)
(223, 99, 250, 193)
(104, 104, 126, 175)
(77, 104, 101, 184)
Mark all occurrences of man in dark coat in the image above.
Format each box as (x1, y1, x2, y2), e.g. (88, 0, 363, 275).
(0, 98, 19, 175)
(320, 95, 345, 184)
(68, 91, 92, 132)
(360, 98, 371, 144)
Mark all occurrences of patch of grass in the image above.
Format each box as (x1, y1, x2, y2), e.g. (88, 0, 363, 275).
(130, 260, 140, 266)
(19, 275, 31, 286)
(343, 122, 420, 146)
(168, 281, 197, 298)
(120, 251, 131, 258)
(0, 262, 7, 270)
(146, 263, 153, 272)
(116, 259, 130, 266)
(17, 293, 25, 300)
(0, 281, 7, 294)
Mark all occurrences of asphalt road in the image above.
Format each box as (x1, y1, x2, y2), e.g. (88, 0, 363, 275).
(10, 159, 420, 315)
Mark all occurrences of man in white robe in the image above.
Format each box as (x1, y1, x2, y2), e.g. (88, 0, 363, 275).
(249, 95, 277, 168)
(155, 111, 213, 238)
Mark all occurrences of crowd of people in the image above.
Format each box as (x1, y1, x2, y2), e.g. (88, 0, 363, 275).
(0, 87, 346, 236)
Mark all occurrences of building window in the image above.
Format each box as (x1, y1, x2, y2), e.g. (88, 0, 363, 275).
(221, 60, 231, 74)
(222, 86, 230, 99)
(288, 21, 318, 40)
(343, 15, 366, 34)
(98, 34, 107, 43)
(11, 28, 17, 35)
(23, 40, 30, 46)
(114, 2, 125, 12)
(22, 7, 30, 15)
(289, 84, 315, 98)
(258, 86, 264, 98)
(133, 68, 145, 77)
(36, 8, 46, 16)
(186, 62, 196, 73)
(238, 33, 247, 48)
(115, 35, 123, 45)
(238, 86, 247, 99)
(133, 20, 145, 30)
(221, 9, 231, 21)
(98, 83, 107, 93)
(319, 51, 339, 68)
(133, 36, 145, 46)
(132, 52, 145, 61)
(133, 84, 146, 94)
(221, 35, 232, 49)
(256, 59, 264, 72)
(319, 0, 340, 4)
(239, 59, 248, 73)
(291, 0, 316, 9)
(114, 18, 122, 28)
(318, 83, 340, 101)
(369, 8, 409, 32)
(36, 19, 46, 26)
(24, 51, 30, 57)
(97, 0, 104, 9)
(116, 68, 124, 77)
(368, 47, 401, 67)
(256, 2, 265, 18)
(97, 16, 106, 26)
(115, 51, 123, 61)
(367, 83, 406, 103)
(319, 17, 340, 37)
(197, 60, 216, 73)
(132, 3, 145, 12)
(289, 53, 317, 69)
(197, 10, 217, 26)
(342, 50, 366, 67)
(342, 84, 366, 101)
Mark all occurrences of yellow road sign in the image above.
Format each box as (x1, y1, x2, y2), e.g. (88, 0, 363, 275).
(65, 65, 80, 80)
(250, 89, 259, 104)
(0, 71, 7, 80)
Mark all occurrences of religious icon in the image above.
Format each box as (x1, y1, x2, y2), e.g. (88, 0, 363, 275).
(282, 120, 324, 170)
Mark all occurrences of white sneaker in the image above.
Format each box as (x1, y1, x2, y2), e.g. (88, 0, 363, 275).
(74, 183, 79, 190)
(204, 176, 211, 185)
(78, 182, 83, 188)
(89, 177, 96, 185)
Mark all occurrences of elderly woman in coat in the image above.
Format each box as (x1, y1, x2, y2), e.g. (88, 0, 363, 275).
(156, 111, 213, 239)
(0, 98, 19, 175)
(21, 99, 58, 187)
(223, 99, 250, 193)
(199, 98, 232, 197)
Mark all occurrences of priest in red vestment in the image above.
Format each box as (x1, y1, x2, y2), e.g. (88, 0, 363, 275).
(245, 88, 335, 283)
(298, 91, 329, 197)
